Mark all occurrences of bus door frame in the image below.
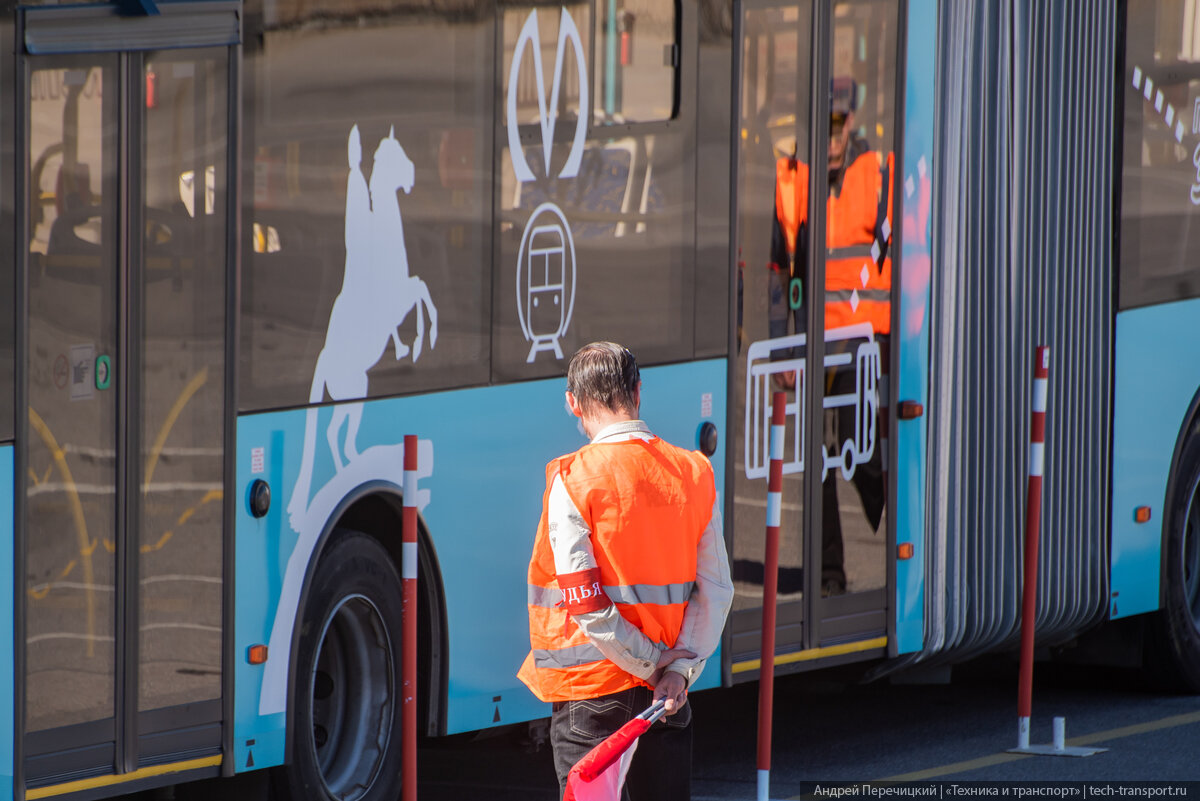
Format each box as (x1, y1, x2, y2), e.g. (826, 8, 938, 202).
(726, 0, 906, 679)
(15, 2, 240, 790)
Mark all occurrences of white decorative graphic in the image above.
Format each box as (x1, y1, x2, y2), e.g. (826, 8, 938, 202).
(260, 125, 439, 717)
(507, 7, 587, 362)
(288, 125, 438, 528)
(744, 324, 881, 482)
(517, 202, 576, 361)
(506, 7, 588, 182)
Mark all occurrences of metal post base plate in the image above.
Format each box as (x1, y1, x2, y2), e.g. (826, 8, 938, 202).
(1006, 744, 1108, 757)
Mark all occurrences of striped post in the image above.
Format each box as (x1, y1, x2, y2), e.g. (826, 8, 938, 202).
(402, 435, 419, 801)
(757, 392, 786, 801)
(1017, 347, 1049, 750)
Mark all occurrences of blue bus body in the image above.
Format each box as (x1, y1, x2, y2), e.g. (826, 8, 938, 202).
(0, 1, 1197, 799)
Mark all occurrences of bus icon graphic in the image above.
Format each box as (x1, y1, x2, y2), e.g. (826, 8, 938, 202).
(744, 323, 881, 482)
(517, 201, 576, 362)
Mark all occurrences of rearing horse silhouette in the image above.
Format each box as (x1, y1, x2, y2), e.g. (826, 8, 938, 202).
(288, 125, 439, 526)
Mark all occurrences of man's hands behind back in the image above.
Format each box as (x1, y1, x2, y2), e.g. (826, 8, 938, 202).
(650, 647, 695, 714)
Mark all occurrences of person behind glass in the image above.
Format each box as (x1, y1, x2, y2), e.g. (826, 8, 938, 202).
(767, 76, 893, 595)
(517, 341, 733, 800)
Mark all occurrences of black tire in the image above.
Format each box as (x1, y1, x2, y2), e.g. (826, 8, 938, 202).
(1151, 432, 1200, 693)
(276, 530, 405, 800)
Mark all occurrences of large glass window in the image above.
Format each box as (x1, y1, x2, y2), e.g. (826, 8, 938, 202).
(26, 56, 119, 733)
(138, 48, 226, 714)
(494, 0, 694, 382)
(1120, 0, 1200, 309)
(240, 0, 494, 410)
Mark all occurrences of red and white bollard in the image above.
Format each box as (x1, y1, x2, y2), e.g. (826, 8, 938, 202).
(1009, 348, 1104, 757)
(757, 392, 786, 801)
(403, 435, 419, 801)
(1016, 346, 1048, 750)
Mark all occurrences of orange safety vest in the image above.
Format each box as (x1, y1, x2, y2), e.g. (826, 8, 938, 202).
(517, 437, 716, 703)
(774, 150, 894, 335)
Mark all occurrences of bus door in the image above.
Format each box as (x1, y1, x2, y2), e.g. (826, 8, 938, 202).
(730, 0, 899, 674)
(19, 4, 237, 788)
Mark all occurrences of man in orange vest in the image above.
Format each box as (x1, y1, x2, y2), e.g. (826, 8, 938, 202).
(518, 341, 733, 800)
(768, 77, 891, 594)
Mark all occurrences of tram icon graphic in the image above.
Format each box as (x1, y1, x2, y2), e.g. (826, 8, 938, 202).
(506, 7, 587, 362)
(517, 203, 576, 362)
(744, 324, 881, 482)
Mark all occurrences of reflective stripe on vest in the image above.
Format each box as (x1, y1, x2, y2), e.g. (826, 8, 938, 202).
(828, 244, 875, 259)
(517, 436, 716, 703)
(527, 581, 695, 608)
(826, 151, 891, 334)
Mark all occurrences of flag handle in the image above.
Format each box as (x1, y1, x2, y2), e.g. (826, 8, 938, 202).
(639, 698, 667, 724)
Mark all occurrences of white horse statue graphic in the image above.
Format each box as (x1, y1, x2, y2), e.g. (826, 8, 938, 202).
(288, 125, 439, 527)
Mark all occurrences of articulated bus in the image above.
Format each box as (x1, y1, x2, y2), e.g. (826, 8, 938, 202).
(0, 0, 1192, 798)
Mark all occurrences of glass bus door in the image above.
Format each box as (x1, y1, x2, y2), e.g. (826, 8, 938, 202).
(20, 7, 235, 787)
(731, 0, 897, 671)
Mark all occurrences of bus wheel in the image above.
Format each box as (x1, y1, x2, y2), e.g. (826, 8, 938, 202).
(1153, 434, 1200, 692)
(278, 530, 405, 800)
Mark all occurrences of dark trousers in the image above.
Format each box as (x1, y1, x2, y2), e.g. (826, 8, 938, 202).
(551, 685, 693, 801)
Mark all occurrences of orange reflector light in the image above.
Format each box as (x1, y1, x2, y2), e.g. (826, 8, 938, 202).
(247, 645, 268, 665)
(897, 401, 924, 420)
(1133, 506, 1152, 524)
(897, 542, 915, 560)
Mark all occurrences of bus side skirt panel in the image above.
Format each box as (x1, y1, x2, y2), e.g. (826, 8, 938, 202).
(1109, 303, 1200, 619)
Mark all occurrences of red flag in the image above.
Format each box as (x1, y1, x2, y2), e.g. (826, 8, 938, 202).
(563, 700, 666, 801)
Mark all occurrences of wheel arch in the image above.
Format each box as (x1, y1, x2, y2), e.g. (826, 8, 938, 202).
(283, 480, 449, 767)
(1158, 386, 1200, 610)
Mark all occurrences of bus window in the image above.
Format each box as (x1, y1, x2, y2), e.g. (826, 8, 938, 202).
(594, 0, 678, 125)
(240, 0, 494, 411)
(1119, 0, 1200, 309)
(138, 49, 227, 715)
(494, 1, 693, 381)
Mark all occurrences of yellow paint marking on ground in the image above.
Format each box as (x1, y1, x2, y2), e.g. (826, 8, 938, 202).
(27, 464, 52, 486)
(143, 367, 207, 489)
(140, 489, 223, 554)
(809, 708, 1200, 788)
(28, 407, 96, 656)
(28, 559, 78, 600)
(30, 362, 216, 595)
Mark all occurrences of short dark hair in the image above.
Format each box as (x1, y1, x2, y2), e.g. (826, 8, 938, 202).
(567, 342, 640, 415)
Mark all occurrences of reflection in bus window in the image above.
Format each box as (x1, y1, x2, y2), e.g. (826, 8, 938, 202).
(241, 9, 493, 409)
(594, 0, 677, 124)
(1120, 0, 1200, 309)
(495, 1, 693, 383)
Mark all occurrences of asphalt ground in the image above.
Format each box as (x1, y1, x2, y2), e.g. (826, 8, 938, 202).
(415, 655, 1200, 799)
